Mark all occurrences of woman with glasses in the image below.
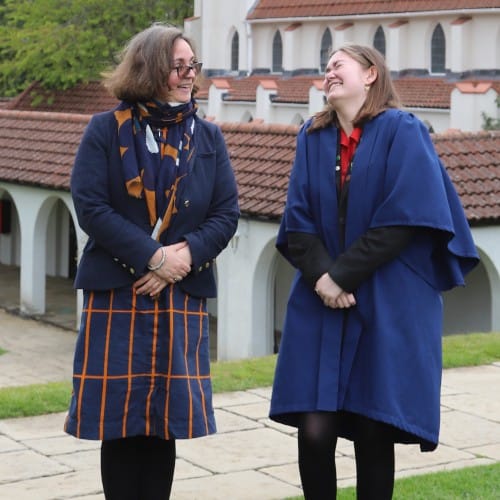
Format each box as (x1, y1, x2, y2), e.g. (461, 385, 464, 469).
(270, 44, 478, 499)
(64, 23, 239, 499)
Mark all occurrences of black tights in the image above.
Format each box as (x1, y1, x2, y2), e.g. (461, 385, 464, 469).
(100, 436, 176, 500)
(298, 412, 395, 500)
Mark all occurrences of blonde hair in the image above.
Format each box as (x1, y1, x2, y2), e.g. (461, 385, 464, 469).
(310, 44, 400, 132)
(103, 23, 199, 102)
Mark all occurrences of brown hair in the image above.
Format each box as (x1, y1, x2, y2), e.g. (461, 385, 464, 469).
(309, 44, 400, 132)
(103, 23, 199, 102)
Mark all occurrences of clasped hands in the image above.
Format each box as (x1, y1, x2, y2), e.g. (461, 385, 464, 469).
(134, 241, 192, 297)
(314, 272, 356, 309)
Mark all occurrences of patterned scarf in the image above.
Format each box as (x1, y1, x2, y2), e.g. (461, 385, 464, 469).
(114, 99, 197, 240)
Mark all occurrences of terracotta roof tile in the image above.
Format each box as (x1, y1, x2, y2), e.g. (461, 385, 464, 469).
(200, 75, 459, 108)
(9, 77, 497, 112)
(0, 110, 88, 190)
(223, 75, 280, 102)
(5, 81, 118, 115)
(0, 110, 498, 224)
(271, 75, 324, 104)
(220, 121, 500, 223)
(433, 130, 500, 223)
(247, 1, 500, 20)
(394, 78, 454, 109)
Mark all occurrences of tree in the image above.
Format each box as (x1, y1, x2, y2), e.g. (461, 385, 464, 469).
(0, 0, 193, 96)
(481, 96, 500, 131)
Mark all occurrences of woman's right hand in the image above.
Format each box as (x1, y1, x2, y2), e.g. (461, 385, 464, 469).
(149, 242, 192, 284)
(314, 273, 356, 309)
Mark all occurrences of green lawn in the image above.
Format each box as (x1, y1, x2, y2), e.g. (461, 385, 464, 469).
(0, 331, 498, 419)
(286, 462, 500, 499)
(0, 331, 498, 498)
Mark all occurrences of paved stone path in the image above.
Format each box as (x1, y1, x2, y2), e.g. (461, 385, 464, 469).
(0, 309, 499, 499)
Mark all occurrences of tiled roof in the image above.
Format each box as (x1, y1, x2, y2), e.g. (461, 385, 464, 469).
(222, 75, 280, 102)
(394, 78, 454, 109)
(247, 0, 500, 19)
(270, 75, 324, 104)
(198, 75, 458, 108)
(0, 110, 88, 190)
(8, 77, 497, 111)
(0, 109, 498, 224)
(433, 130, 500, 223)
(221, 122, 298, 217)
(5, 81, 118, 115)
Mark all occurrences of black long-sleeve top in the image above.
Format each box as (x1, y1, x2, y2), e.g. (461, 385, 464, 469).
(287, 227, 416, 292)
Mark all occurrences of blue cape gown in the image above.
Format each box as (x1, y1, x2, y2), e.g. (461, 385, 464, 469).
(270, 109, 479, 451)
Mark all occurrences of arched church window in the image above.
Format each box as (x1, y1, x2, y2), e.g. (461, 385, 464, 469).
(320, 28, 332, 72)
(431, 24, 446, 73)
(272, 31, 283, 73)
(373, 26, 386, 56)
(231, 31, 239, 71)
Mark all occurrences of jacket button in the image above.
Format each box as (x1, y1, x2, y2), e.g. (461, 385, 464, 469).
(198, 266, 203, 272)
(130, 267, 135, 274)
(205, 262, 210, 268)
(184, 199, 190, 207)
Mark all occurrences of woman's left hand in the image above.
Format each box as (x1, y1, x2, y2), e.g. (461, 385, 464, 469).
(133, 271, 169, 297)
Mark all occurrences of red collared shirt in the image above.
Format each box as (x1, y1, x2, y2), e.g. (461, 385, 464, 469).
(339, 126, 362, 188)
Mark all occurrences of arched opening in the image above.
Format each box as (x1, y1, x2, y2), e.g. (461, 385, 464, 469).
(208, 263, 218, 360)
(443, 248, 494, 334)
(423, 120, 435, 133)
(231, 31, 239, 72)
(273, 252, 294, 353)
(431, 23, 446, 74)
(44, 198, 78, 330)
(241, 110, 253, 122)
(291, 113, 305, 126)
(0, 192, 21, 311)
(320, 28, 333, 72)
(373, 25, 386, 56)
(272, 30, 283, 73)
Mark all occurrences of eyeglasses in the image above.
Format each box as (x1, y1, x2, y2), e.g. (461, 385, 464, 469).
(171, 62, 203, 79)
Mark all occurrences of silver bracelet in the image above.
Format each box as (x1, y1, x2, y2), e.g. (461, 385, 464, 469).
(147, 247, 165, 271)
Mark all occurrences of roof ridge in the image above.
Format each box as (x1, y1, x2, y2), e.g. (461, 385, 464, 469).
(219, 121, 299, 134)
(0, 109, 91, 123)
(433, 129, 500, 140)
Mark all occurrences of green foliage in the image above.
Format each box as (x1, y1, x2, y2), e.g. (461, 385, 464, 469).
(287, 462, 500, 499)
(0, 0, 193, 96)
(481, 95, 500, 130)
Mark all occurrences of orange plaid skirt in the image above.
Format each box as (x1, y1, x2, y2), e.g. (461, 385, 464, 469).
(64, 284, 215, 441)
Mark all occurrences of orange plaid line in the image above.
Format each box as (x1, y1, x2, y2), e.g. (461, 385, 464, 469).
(73, 373, 212, 381)
(82, 305, 207, 318)
(75, 291, 95, 438)
(183, 294, 194, 438)
(122, 291, 137, 437)
(145, 298, 160, 436)
(196, 299, 209, 434)
(98, 289, 114, 440)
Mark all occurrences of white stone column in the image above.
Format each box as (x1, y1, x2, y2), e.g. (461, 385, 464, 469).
(309, 81, 325, 116)
(14, 187, 49, 314)
(208, 79, 231, 121)
(256, 80, 277, 122)
(386, 20, 408, 73)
